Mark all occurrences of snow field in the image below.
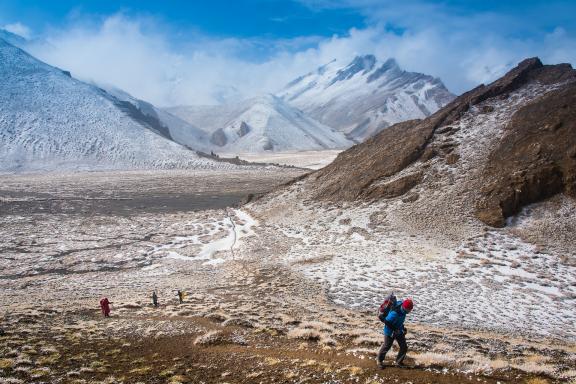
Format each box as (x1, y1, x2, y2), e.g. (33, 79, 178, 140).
(255, 200, 576, 340)
(144, 209, 258, 266)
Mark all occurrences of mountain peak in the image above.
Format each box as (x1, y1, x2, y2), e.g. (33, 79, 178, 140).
(366, 58, 401, 83)
(351, 54, 377, 69)
(330, 55, 377, 85)
(277, 54, 455, 141)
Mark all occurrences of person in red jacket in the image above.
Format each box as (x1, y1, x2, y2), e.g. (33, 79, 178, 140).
(100, 297, 111, 317)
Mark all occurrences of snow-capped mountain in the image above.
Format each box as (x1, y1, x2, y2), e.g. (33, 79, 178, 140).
(0, 38, 228, 172)
(167, 94, 353, 153)
(277, 55, 455, 141)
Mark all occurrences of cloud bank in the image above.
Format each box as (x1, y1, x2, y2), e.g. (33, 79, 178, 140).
(14, 1, 576, 106)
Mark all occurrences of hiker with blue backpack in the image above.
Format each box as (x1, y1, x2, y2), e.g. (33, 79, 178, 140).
(377, 293, 414, 369)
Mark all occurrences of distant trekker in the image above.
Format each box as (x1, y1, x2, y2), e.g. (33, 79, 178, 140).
(377, 297, 414, 368)
(177, 289, 184, 304)
(99, 297, 111, 318)
(152, 291, 159, 307)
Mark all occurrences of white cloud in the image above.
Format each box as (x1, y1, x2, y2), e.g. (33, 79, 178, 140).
(29, 15, 322, 106)
(3, 22, 32, 39)
(27, 5, 576, 107)
(296, 0, 576, 92)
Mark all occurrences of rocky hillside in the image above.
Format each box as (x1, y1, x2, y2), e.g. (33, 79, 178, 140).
(277, 55, 455, 141)
(309, 58, 575, 230)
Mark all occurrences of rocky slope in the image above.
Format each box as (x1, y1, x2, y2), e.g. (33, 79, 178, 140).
(0, 38, 228, 172)
(167, 95, 352, 153)
(309, 57, 576, 230)
(277, 55, 455, 141)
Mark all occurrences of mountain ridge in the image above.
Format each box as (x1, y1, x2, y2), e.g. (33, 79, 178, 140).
(277, 54, 455, 141)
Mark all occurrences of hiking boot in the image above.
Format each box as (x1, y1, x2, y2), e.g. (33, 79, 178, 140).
(395, 361, 405, 368)
(377, 362, 385, 370)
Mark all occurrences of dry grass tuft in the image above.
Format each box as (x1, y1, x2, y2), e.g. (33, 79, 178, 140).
(0, 358, 15, 369)
(0, 378, 24, 384)
(194, 330, 224, 346)
(320, 336, 337, 347)
(159, 369, 175, 377)
(353, 335, 381, 347)
(129, 366, 152, 375)
(512, 361, 555, 375)
(525, 378, 549, 384)
(335, 328, 372, 338)
(489, 359, 510, 370)
(169, 374, 189, 383)
(264, 357, 280, 366)
(204, 312, 228, 323)
(412, 352, 454, 366)
(560, 370, 576, 380)
(287, 328, 321, 341)
(222, 318, 254, 328)
(279, 314, 300, 326)
(300, 321, 334, 332)
(30, 367, 50, 378)
(39, 346, 58, 355)
(36, 353, 61, 365)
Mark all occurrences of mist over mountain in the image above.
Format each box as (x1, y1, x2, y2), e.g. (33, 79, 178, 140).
(0, 38, 231, 172)
(167, 94, 352, 153)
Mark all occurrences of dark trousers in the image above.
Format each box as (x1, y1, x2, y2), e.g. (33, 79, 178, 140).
(377, 333, 408, 365)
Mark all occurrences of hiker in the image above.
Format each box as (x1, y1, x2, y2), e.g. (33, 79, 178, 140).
(99, 297, 111, 317)
(177, 289, 184, 304)
(377, 297, 414, 368)
(152, 291, 158, 307)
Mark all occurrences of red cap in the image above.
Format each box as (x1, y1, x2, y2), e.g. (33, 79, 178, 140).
(402, 299, 413, 312)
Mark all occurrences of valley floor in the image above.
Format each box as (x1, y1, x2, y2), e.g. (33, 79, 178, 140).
(0, 170, 574, 384)
(222, 150, 343, 170)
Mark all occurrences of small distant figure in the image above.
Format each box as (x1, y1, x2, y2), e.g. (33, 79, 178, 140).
(377, 296, 413, 369)
(176, 289, 186, 304)
(152, 291, 159, 307)
(99, 297, 111, 318)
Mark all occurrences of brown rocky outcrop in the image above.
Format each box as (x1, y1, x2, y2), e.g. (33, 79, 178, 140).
(476, 84, 576, 227)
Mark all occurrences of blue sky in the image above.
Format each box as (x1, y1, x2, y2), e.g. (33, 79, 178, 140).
(1, 0, 574, 105)
(0, 0, 367, 41)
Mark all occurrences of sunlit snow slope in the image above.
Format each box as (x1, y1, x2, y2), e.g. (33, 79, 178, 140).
(0, 38, 225, 172)
(278, 55, 455, 141)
